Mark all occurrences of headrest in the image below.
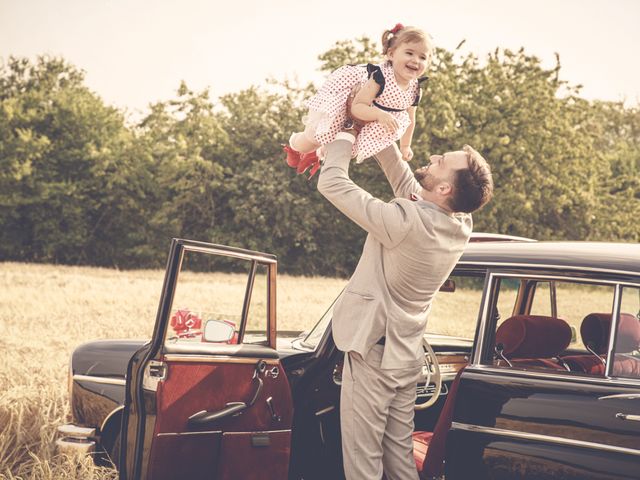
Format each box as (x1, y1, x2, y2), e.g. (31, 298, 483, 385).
(496, 315, 571, 359)
(581, 313, 640, 354)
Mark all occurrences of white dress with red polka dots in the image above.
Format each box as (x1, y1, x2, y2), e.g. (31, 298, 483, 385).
(304, 61, 424, 162)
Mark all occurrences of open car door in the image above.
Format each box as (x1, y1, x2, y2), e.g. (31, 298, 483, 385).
(121, 239, 293, 480)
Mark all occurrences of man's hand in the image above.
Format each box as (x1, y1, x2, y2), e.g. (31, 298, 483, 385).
(400, 145, 413, 161)
(377, 111, 399, 132)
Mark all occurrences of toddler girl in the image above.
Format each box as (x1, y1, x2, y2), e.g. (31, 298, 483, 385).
(284, 23, 433, 177)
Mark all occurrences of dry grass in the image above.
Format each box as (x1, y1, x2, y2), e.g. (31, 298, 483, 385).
(0, 262, 346, 479)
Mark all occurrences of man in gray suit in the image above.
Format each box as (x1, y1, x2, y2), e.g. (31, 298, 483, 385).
(317, 131, 493, 480)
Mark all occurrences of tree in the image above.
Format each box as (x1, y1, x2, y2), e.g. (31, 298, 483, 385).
(0, 56, 136, 264)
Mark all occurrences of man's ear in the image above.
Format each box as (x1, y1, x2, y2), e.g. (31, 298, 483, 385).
(437, 182, 453, 196)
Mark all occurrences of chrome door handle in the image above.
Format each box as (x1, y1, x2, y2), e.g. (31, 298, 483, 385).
(615, 413, 640, 422)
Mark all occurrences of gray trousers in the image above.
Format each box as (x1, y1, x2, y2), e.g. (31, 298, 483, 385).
(341, 345, 422, 480)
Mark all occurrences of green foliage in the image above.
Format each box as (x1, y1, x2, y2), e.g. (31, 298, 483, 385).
(1, 42, 638, 274)
(0, 56, 139, 264)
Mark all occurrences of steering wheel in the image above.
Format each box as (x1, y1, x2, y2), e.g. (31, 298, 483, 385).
(414, 338, 442, 410)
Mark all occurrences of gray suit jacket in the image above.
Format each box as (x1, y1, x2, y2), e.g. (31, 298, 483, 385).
(317, 138, 472, 369)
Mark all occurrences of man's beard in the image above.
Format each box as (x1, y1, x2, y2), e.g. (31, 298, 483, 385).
(414, 166, 438, 192)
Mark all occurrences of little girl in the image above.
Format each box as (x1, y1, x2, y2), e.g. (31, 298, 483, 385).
(284, 23, 433, 177)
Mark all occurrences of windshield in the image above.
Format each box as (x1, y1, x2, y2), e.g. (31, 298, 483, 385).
(300, 272, 485, 349)
(301, 293, 340, 349)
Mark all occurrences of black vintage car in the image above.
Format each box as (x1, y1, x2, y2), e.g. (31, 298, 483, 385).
(57, 237, 640, 479)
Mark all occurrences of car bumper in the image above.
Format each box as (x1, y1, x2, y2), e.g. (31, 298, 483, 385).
(56, 424, 96, 453)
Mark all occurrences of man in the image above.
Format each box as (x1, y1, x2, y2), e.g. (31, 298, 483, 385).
(317, 131, 493, 480)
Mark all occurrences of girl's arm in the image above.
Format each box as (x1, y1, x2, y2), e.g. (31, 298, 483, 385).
(399, 106, 416, 161)
(350, 79, 399, 132)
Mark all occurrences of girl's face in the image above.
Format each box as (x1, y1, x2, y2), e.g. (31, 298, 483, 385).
(387, 40, 430, 87)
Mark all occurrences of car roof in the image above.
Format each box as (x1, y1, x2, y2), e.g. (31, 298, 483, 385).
(459, 241, 640, 276)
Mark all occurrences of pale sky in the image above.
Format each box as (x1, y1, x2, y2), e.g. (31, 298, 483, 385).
(1, 0, 638, 116)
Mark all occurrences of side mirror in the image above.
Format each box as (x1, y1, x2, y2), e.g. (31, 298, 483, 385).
(203, 320, 235, 343)
(439, 279, 456, 293)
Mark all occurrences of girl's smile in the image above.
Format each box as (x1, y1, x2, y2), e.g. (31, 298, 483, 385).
(388, 40, 429, 88)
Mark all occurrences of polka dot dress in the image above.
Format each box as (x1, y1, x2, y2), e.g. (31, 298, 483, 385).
(304, 61, 422, 162)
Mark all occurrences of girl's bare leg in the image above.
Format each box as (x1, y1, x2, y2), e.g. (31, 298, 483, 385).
(289, 124, 320, 153)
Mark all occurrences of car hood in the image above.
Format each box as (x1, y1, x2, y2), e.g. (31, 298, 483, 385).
(72, 339, 148, 378)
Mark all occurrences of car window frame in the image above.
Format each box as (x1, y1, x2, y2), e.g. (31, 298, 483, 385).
(470, 268, 640, 387)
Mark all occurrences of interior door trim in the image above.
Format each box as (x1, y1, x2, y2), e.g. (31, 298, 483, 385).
(163, 354, 281, 365)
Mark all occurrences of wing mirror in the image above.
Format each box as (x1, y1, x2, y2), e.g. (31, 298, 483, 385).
(203, 320, 235, 343)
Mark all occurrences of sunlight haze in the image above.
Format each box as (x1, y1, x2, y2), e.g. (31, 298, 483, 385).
(1, 0, 638, 115)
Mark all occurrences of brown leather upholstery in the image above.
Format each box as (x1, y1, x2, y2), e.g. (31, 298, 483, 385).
(564, 313, 640, 377)
(496, 315, 572, 359)
(493, 315, 572, 371)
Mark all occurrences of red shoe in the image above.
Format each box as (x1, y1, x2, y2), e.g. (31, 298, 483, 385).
(308, 157, 322, 178)
(296, 150, 320, 176)
(283, 144, 302, 168)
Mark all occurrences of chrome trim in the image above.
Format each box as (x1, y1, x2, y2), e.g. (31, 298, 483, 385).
(484, 271, 637, 287)
(616, 413, 640, 422)
(57, 424, 96, 438)
(183, 244, 276, 264)
(606, 285, 622, 377)
(464, 365, 640, 388)
(163, 354, 280, 365)
(55, 438, 96, 453)
(100, 405, 125, 433)
(315, 406, 335, 416)
(157, 430, 222, 437)
(73, 374, 126, 386)
(599, 393, 640, 400)
(451, 422, 640, 457)
(433, 351, 470, 357)
(221, 429, 292, 436)
(457, 261, 640, 278)
(472, 272, 496, 365)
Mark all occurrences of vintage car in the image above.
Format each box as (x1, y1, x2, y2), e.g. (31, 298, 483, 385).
(57, 237, 640, 479)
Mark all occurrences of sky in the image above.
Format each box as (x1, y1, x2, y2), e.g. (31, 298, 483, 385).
(1, 0, 639, 116)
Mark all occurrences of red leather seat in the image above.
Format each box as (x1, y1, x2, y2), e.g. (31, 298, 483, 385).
(563, 313, 640, 377)
(412, 368, 465, 479)
(494, 315, 572, 371)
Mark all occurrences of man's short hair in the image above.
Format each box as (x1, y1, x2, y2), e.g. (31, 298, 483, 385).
(449, 145, 493, 213)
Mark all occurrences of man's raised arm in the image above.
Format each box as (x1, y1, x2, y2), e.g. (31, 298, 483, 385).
(317, 134, 411, 249)
(373, 144, 422, 200)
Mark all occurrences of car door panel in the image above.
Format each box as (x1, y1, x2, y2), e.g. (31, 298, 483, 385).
(152, 357, 292, 434)
(121, 239, 292, 480)
(147, 431, 222, 480)
(146, 356, 293, 479)
(447, 369, 640, 479)
(217, 430, 291, 479)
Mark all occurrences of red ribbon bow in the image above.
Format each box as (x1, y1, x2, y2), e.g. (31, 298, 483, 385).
(390, 23, 404, 34)
(170, 308, 202, 337)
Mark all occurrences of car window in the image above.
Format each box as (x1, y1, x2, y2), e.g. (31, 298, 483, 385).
(495, 277, 520, 322)
(489, 275, 617, 377)
(613, 286, 640, 379)
(165, 249, 270, 346)
(530, 281, 615, 351)
(427, 273, 485, 339)
(301, 297, 338, 349)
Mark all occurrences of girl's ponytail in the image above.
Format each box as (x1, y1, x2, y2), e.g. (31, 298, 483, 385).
(381, 23, 404, 55)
